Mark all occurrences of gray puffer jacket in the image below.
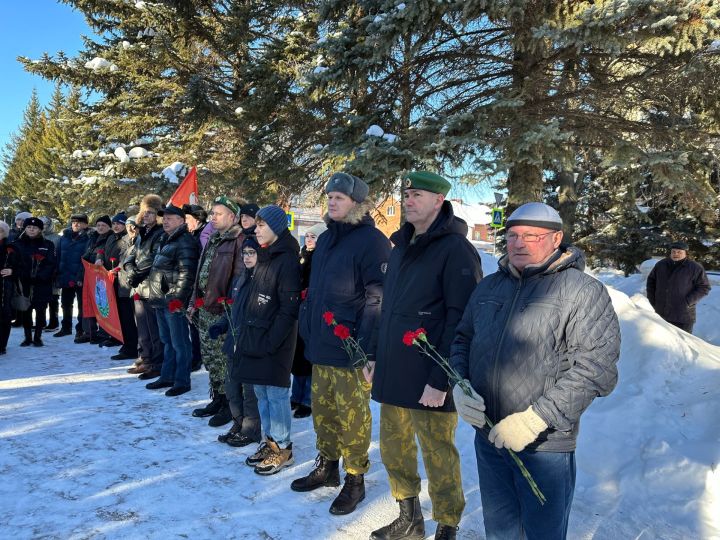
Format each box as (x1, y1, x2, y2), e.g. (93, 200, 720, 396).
(450, 245, 620, 452)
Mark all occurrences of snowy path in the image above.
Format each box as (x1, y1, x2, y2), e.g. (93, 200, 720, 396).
(1, 271, 719, 539)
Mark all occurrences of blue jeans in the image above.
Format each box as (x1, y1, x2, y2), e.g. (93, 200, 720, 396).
(253, 384, 292, 446)
(474, 431, 576, 540)
(291, 375, 312, 407)
(157, 307, 192, 388)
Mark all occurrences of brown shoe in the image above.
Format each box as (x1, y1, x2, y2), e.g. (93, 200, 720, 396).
(127, 363, 149, 374)
(138, 369, 161, 380)
(254, 442, 293, 475)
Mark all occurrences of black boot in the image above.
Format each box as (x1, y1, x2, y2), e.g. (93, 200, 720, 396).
(192, 389, 223, 418)
(208, 396, 232, 427)
(33, 327, 44, 347)
(370, 497, 425, 540)
(434, 524, 457, 540)
(290, 454, 341, 492)
(217, 420, 241, 444)
(20, 327, 33, 347)
(329, 473, 365, 515)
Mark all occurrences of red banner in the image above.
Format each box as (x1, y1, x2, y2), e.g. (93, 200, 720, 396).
(168, 166, 199, 207)
(82, 260, 124, 343)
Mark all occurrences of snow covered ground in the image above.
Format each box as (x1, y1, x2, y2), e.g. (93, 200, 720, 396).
(1, 257, 719, 539)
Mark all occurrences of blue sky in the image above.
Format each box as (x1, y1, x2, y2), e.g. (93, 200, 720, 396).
(0, 2, 88, 152)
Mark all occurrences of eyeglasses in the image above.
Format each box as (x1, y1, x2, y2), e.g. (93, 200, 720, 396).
(506, 231, 557, 243)
(242, 250, 257, 257)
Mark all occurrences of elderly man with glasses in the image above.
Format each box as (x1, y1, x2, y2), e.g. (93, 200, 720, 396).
(450, 202, 621, 540)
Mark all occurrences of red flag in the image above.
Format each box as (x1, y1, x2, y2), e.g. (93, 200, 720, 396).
(168, 166, 199, 207)
(82, 260, 124, 343)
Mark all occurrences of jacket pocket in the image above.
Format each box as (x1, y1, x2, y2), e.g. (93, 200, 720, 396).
(240, 318, 272, 358)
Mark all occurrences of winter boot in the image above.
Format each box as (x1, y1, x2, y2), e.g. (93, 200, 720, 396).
(434, 525, 457, 540)
(192, 390, 223, 418)
(293, 404, 312, 419)
(208, 396, 232, 427)
(246, 438, 275, 467)
(290, 454, 341, 492)
(217, 420, 241, 444)
(53, 327, 72, 338)
(255, 442, 294, 475)
(20, 327, 33, 347)
(33, 327, 44, 347)
(370, 497, 425, 540)
(329, 473, 365, 515)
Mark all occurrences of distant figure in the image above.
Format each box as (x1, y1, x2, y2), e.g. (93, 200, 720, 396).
(646, 241, 711, 334)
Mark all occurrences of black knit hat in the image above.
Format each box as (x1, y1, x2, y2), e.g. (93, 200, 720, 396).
(95, 215, 112, 227)
(670, 241, 689, 251)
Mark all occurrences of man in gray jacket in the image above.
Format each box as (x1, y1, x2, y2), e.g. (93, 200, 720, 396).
(450, 202, 621, 540)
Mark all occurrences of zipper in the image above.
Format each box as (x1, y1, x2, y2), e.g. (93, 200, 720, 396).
(490, 274, 523, 420)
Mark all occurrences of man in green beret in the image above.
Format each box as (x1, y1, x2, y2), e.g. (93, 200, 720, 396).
(368, 171, 483, 540)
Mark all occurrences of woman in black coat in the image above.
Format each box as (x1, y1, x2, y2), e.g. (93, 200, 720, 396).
(0, 221, 20, 354)
(12, 217, 57, 347)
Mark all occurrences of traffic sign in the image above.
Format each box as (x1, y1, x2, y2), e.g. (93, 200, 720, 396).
(491, 208, 504, 228)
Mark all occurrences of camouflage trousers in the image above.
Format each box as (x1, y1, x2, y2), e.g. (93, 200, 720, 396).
(197, 310, 227, 395)
(379, 404, 465, 527)
(311, 364, 372, 475)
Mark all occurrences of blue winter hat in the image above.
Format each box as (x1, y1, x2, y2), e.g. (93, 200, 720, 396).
(111, 212, 127, 225)
(255, 205, 288, 236)
(242, 234, 260, 251)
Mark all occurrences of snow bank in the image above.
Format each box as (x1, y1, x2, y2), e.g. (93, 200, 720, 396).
(0, 259, 718, 538)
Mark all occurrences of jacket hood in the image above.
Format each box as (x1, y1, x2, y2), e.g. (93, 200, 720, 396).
(390, 200, 468, 248)
(324, 199, 375, 226)
(498, 243, 585, 279)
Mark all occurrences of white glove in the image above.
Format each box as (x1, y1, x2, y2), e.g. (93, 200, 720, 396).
(488, 406, 548, 452)
(452, 380, 486, 428)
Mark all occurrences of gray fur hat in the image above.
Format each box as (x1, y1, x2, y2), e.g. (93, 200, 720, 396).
(325, 172, 369, 203)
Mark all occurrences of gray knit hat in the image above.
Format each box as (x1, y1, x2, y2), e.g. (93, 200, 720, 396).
(325, 172, 369, 203)
(506, 202, 562, 231)
(305, 222, 328, 237)
(15, 211, 32, 222)
(256, 205, 288, 236)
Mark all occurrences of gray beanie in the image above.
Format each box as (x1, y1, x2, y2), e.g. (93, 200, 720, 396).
(305, 222, 328, 237)
(40, 216, 55, 234)
(506, 202, 562, 231)
(15, 211, 32, 222)
(325, 172, 369, 203)
(256, 205, 288, 236)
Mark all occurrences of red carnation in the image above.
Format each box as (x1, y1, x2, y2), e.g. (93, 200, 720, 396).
(109, 257, 117, 263)
(334, 324, 351, 340)
(97, 249, 105, 255)
(32, 254, 46, 262)
(225, 298, 234, 305)
(301, 289, 307, 300)
(133, 293, 140, 301)
(111, 267, 120, 273)
(68, 280, 76, 288)
(414, 328, 427, 341)
(402, 330, 417, 347)
(323, 311, 335, 325)
(6, 246, 13, 253)
(217, 296, 227, 304)
(194, 298, 205, 309)
(168, 299, 184, 313)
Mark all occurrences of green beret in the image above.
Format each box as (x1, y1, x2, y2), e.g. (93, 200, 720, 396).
(213, 196, 240, 216)
(403, 171, 451, 196)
